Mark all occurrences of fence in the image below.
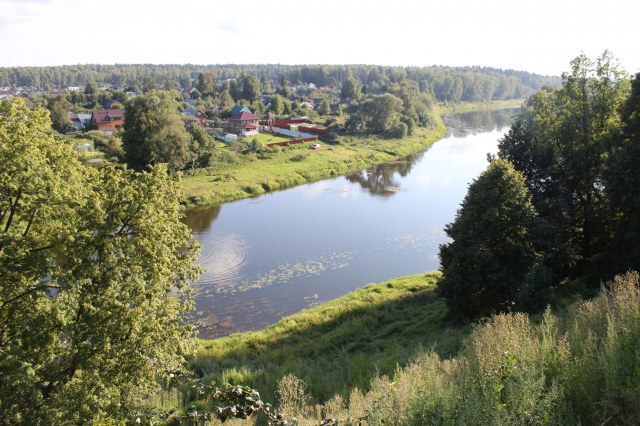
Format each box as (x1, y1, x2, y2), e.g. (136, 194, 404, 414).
(298, 126, 331, 135)
(266, 136, 317, 147)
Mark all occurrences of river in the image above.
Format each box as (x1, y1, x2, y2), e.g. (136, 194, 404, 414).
(182, 108, 519, 338)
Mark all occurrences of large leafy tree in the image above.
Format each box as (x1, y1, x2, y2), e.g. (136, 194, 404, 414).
(241, 75, 261, 102)
(438, 159, 542, 321)
(196, 72, 216, 94)
(500, 51, 629, 284)
(340, 77, 361, 100)
(0, 99, 201, 423)
(122, 91, 195, 171)
(360, 94, 403, 133)
(46, 94, 73, 133)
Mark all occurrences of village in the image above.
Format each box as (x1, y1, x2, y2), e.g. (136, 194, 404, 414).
(0, 79, 349, 163)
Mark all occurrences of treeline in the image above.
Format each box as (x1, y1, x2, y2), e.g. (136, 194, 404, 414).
(438, 51, 640, 321)
(0, 63, 560, 103)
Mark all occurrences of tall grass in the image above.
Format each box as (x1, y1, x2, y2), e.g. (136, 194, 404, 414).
(189, 273, 468, 406)
(270, 271, 640, 425)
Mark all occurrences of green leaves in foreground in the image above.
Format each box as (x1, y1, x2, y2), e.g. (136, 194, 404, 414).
(0, 98, 201, 424)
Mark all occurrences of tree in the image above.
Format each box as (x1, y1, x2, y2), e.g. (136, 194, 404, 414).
(360, 94, 403, 133)
(219, 90, 234, 108)
(0, 99, 201, 423)
(506, 51, 629, 284)
(269, 94, 284, 115)
(345, 113, 365, 134)
(186, 123, 217, 169)
(196, 72, 216, 94)
(241, 75, 261, 102)
(122, 91, 195, 171)
(605, 72, 640, 275)
(317, 98, 330, 115)
(163, 77, 177, 91)
(438, 159, 542, 322)
(229, 79, 241, 101)
(47, 94, 72, 133)
(142, 76, 159, 93)
(84, 81, 98, 95)
(261, 75, 271, 93)
(340, 77, 361, 100)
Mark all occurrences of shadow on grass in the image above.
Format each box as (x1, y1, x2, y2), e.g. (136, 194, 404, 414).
(190, 273, 471, 404)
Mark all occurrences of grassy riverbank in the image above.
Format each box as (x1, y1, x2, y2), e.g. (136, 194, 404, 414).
(188, 272, 470, 405)
(181, 123, 447, 208)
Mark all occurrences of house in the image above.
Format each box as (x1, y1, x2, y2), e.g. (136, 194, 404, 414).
(230, 105, 251, 115)
(68, 112, 92, 130)
(223, 111, 260, 136)
(183, 86, 198, 96)
(182, 108, 208, 123)
(91, 109, 125, 133)
(103, 100, 124, 109)
(300, 102, 315, 110)
(185, 98, 197, 105)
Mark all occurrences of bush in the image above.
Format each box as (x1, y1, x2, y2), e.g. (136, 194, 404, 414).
(386, 122, 407, 139)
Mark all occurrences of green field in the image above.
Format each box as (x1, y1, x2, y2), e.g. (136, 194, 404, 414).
(250, 132, 295, 145)
(189, 272, 469, 405)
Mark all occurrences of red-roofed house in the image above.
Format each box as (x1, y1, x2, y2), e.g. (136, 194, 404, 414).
(91, 109, 125, 133)
(223, 111, 260, 136)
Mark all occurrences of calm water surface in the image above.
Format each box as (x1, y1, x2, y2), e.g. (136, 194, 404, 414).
(182, 108, 518, 338)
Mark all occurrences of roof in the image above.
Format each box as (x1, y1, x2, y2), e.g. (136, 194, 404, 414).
(185, 99, 197, 105)
(228, 111, 260, 121)
(183, 108, 198, 115)
(230, 105, 251, 114)
(91, 109, 124, 122)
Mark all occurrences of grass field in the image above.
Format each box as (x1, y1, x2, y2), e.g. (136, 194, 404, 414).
(189, 272, 470, 405)
(251, 132, 294, 145)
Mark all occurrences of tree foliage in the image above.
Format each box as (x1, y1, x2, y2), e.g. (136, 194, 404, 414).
(438, 159, 541, 321)
(241, 75, 261, 102)
(340, 77, 361, 100)
(0, 99, 200, 423)
(196, 72, 216, 94)
(360, 94, 403, 133)
(47, 94, 72, 133)
(317, 98, 331, 116)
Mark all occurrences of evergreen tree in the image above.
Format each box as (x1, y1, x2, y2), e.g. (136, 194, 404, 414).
(438, 159, 542, 321)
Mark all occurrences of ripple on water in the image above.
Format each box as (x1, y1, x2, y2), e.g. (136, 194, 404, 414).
(196, 233, 248, 286)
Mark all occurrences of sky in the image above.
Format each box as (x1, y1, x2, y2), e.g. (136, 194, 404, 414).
(0, 0, 638, 77)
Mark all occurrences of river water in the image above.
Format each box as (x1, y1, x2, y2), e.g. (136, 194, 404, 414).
(182, 108, 519, 338)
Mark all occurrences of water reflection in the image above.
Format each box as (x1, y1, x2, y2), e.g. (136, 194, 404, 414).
(444, 108, 519, 138)
(181, 204, 221, 232)
(345, 152, 425, 196)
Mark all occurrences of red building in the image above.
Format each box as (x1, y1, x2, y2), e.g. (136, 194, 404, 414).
(223, 111, 260, 136)
(91, 109, 125, 132)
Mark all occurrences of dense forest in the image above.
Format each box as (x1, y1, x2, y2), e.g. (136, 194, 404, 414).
(0, 64, 560, 103)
